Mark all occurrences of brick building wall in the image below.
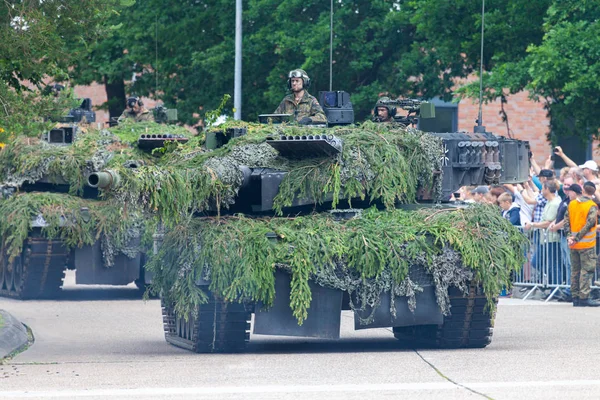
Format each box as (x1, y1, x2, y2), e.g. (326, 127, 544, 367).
(457, 91, 552, 166)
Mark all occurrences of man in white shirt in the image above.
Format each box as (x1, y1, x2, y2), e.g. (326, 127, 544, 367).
(504, 183, 532, 225)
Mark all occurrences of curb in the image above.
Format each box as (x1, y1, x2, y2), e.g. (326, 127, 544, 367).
(0, 309, 29, 359)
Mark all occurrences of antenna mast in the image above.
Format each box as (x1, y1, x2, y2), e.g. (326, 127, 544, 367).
(329, 0, 333, 91)
(474, 0, 486, 133)
(155, 14, 158, 99)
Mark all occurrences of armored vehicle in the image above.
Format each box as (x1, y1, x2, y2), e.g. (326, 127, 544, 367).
(122, 91, 530, 352)
(0, 110, 189, 299)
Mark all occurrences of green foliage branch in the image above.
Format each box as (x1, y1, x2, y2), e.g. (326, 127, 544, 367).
(0, 128, 151, 195)
(148, 205, 527, 325)
(0, 121, 194, 196)
(0, 192, 148, 266)
(0, 121, 191, 264)
(107, 123, 444, 224)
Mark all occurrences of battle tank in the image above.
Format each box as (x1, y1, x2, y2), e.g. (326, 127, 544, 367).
(101, 90, 529, 352)
(0, 105, 189, 299)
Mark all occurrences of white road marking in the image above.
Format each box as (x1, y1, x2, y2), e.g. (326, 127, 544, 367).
(2, 380, 600, 398)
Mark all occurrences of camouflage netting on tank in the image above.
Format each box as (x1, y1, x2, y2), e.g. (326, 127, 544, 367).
(0, 122, 191, 266)
(0, 192, 151, 267)
(107, 121, 445, 223)
(147, 205, 527, 325)
(108, 120, 194, 144)
(0, 127, 155, 196)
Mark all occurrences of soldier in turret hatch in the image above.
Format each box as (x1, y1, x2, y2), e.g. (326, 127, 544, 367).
(118, 96, 153, 123)
(372, 97, 395, 123)
(45, 83, 65, 97)
(274, 69, 327, 125)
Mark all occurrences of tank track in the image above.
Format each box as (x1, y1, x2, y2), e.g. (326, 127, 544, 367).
(393, 282, 495, 348)
(162, 294, 251, 353)
(0, 237, 68, 299)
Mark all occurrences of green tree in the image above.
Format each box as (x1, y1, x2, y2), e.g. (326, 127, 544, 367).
(76, 0, 596, 140)
(70, 23, 135, 121)
(0, 0, 130, 139)
(71, 0, 237, 124)
(527, 0, 600, 141)
(91, 0, 419, 123)
(0, 0, 128, 90)
(456, 0, 599, 141)
(400, 0, 550, 101)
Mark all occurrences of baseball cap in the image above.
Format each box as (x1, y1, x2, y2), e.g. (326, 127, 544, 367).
(569, 183, 583, 195)
(584, 181, 596, 190)
(538, 169, 555, 178)
(470, 186, 489, 195)
(579, 160, 599, 172)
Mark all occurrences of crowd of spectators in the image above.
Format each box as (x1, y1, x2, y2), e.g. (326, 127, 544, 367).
(451, 146, 600, 301)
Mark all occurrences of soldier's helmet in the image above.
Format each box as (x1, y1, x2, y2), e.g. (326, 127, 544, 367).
(287, 69, 311, 89)
(374, 97, 396, 117)
(44, 83, 65, 97)
(127, 96, 143, 109)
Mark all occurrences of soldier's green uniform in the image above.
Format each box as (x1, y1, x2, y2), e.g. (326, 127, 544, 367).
(274, 91, 327, 124)
(118, 109, 154, 123)
(564, 195, 598, 303)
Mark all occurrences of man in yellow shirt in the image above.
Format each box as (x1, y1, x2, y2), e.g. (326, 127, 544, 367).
(564, 183, 600, 307)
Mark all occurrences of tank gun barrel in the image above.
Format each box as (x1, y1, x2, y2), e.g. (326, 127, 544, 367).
(87, 170, 120, 189)
(378, 98, 424, 112)
(376, 98, 436, 124)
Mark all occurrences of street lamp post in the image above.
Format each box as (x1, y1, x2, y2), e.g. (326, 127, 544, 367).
(234, 0, 242, 120)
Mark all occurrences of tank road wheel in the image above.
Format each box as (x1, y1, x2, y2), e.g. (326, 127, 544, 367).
(162, 293, 251, 353)
(0, 248, 19, 295)
(0, 251, 8, 292)
(0, 238, 68, 299)
(393, 283, 495, 349)
(4, 254, 16, 293)
(12, 253, 23, 293)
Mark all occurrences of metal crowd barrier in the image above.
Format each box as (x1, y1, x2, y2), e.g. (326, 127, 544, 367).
(512, 227, 600, 302)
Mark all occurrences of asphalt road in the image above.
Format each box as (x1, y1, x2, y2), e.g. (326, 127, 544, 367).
(1, 273, 599, 400)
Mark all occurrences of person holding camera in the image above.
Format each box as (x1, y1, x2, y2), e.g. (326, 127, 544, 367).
(118, 96, 153, 123)
(554, 146, 600, 183)
(274, 69, 327, 125)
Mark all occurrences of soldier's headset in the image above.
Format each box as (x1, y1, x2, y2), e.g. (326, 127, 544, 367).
(373, 104, 396, 118)
(287, 69, 311, 90)
(127, 96, 143, 108)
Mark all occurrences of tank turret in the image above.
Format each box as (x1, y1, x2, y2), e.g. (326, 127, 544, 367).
(201, 124, 529, 213)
